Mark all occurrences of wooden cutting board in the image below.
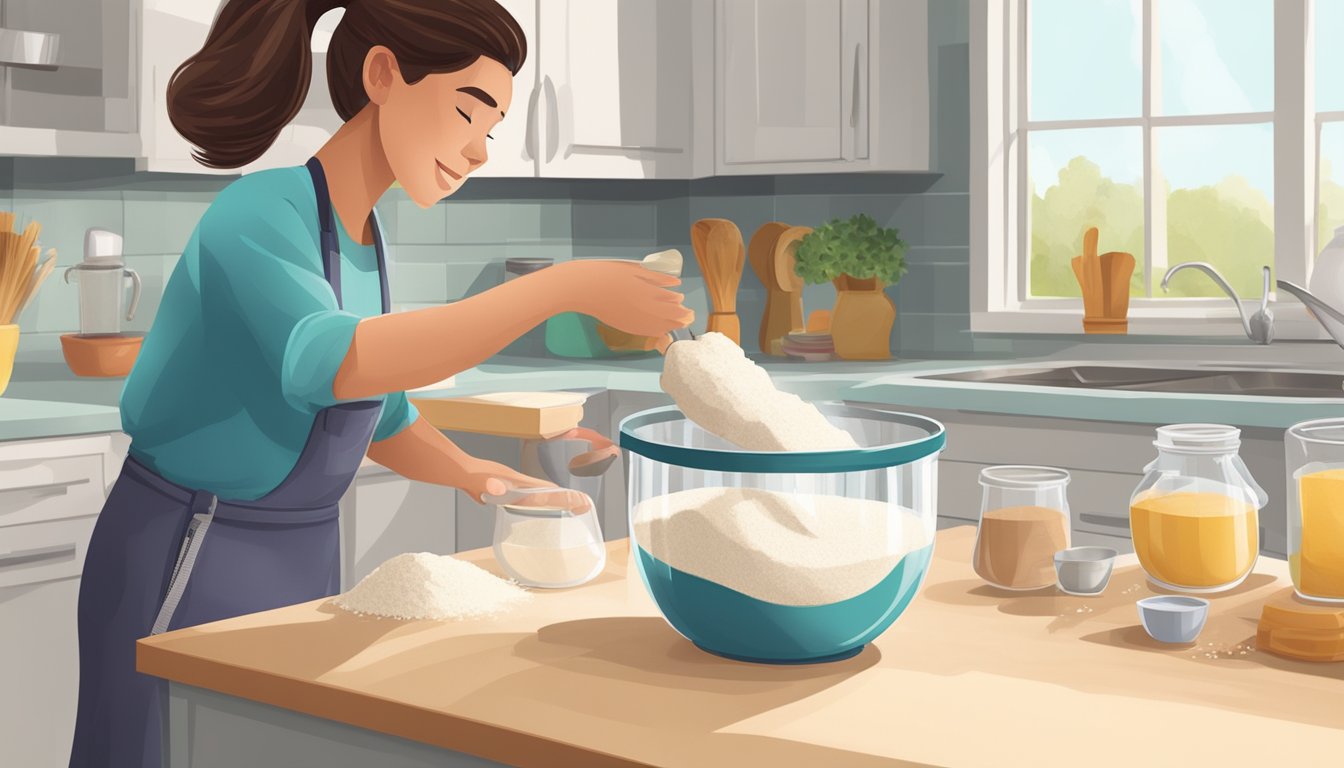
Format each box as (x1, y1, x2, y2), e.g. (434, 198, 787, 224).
(409, 391, 587, 439)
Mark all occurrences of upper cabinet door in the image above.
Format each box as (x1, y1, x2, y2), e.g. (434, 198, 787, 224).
(471, 0, 538, 178)
(0, 0, 138, 155)
(535, 0, 707, 179)
(138, 1, 343, 174)
(719, 0, 849, 167)
(717, 0, 927, 175)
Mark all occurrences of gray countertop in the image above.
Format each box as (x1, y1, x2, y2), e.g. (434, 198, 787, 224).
(7, 336, 1344, 443)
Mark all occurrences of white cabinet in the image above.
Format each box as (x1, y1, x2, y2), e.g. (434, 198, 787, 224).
(339, 462, 458, 589)
(137, 1, 344, 174)
(716, 0, 929, 175)
(0, 433, 121, 768)
(472, 0, 539, 178)
(0, 0, 139, 157)
(477, 0, 712, 179)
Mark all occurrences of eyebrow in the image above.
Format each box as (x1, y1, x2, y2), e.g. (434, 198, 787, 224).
(457, 86, 504, 116)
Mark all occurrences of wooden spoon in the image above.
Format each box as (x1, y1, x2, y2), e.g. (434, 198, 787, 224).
(747, 222, 790, 355)
(691, 218, 745, 344)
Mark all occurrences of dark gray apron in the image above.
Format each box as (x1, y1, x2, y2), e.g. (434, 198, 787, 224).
(69, 158, 391, 768)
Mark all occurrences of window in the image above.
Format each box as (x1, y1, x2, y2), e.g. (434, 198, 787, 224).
(972, 0, 1324, 337)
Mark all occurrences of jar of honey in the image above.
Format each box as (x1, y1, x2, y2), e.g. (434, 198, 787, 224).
(1286, 418, 1344, 604)
(1130, 425, 1266, 593)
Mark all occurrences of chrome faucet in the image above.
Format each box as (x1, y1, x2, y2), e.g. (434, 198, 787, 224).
(1160, 263, 1274, 344)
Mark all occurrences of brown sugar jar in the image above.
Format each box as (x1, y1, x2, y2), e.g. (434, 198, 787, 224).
(973, 466, 1071, 590)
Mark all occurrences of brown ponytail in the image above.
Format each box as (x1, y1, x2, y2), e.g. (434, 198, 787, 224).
(167, 0, 527, 169)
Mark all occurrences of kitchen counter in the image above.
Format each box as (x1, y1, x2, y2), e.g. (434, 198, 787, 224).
(138, 526, 1343, 768)
(0, 397, 122, 441)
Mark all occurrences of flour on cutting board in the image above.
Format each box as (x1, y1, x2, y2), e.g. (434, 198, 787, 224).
(335, 552, 531, 620)
(660, 332, 858, 451)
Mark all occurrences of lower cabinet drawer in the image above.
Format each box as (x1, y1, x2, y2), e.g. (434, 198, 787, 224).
(0, 453, 105, 529)
(0, 515, 96, 589)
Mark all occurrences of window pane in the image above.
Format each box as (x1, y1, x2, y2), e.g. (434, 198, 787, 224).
(1029, 128, 1144, 299)
(1158, 123, 1274, 298)
(1029, 0, 1141, 121)
(1159, 0, 1273, 116)
(1318, 1, 1344, 112)
(1319, 122, 1344, 258)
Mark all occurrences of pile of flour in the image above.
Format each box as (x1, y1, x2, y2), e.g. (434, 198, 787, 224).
(632, 487, 929, 606)
(335, 552, 531, 620)
(660, 332, 859, 451)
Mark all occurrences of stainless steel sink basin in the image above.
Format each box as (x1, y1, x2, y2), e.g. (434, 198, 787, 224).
(920, 365, 1344, 398)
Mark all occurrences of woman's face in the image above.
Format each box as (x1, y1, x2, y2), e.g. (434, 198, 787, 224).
(375, 54, 514, 208)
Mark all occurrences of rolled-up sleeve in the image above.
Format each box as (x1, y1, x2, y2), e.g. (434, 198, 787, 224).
(198, 189, 361, 414)
(374, 392, 419, 442)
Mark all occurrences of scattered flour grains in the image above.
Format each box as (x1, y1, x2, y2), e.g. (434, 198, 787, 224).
(633, 486, 930, 606)
(335, 552, 531, 620)
(660, 332, 859, 451)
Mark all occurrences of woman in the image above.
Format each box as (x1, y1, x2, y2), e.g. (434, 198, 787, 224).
(69, 1, 691, 765)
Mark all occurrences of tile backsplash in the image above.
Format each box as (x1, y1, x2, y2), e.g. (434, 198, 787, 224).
(5, 0, 972, 359)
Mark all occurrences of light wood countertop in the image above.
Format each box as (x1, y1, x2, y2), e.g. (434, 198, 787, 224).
(138, 526, 1344, 767)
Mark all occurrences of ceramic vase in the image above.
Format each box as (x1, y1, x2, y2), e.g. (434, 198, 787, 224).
(831, 275, 894, 360)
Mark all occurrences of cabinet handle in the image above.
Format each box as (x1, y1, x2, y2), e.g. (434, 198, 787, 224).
(524, 81, 541, 161)
(850, 42, 863, 129)
(0, 477, 89, 501)
(543, 75, 560, 163)
(0, 543, 76, 569)
(0, 27, 60, 68)
(1079, 513, 1129, 529)
(568, 143, 685, 155)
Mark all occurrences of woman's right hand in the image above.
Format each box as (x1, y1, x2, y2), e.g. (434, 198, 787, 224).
(547, 260, 694, 337)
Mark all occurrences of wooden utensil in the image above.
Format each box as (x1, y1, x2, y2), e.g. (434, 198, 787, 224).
(1100, 250, 1136, 321)
(691, 218, 745, 344)
(747, 222, 792, 355)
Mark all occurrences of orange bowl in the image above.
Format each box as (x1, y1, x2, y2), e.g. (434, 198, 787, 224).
(60, 333, 143, 378)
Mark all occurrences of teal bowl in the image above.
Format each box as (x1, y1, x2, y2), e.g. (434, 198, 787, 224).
(620, 403, 945, 664)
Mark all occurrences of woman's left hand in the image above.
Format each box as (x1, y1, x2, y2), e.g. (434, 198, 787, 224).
(455, 458, 550, 504)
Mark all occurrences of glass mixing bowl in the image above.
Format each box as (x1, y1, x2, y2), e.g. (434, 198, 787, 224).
(619, 403, 945, 664)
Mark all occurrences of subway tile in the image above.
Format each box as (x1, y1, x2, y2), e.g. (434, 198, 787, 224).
(894, 263, 970, 315)
(388, 197, 446, 244)
(7, 193, 123, 266)
(389, 262, 450, 304)
(904, 245, 970, 265)
(571, 200, 659, 244)
(772, 194, 924, 244)
(122, 192, 209, 256)
(898, 312, 972, 354)
(30, 272, 80, 334)
(922, 193, 971, 246)
(442, 200, 571, 244)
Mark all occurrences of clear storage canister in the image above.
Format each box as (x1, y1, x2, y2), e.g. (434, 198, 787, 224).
(1286, 418, 1344, 604)
(973, 466, 1071, 590)
(1130, 424, 1266, 593)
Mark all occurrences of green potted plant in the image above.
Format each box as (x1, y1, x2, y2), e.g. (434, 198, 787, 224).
(794, 213, 908, 360)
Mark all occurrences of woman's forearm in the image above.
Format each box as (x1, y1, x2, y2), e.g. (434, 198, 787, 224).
(333, 269, 564, 400)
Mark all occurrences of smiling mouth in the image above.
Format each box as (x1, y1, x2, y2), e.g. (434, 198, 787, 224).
(435, 160, 463, 182)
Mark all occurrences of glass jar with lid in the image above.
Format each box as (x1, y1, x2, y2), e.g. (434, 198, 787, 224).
(973, 466, 1072, 590)
(1129, 424, 1267, 593)
(1286, 418, 1344, 604)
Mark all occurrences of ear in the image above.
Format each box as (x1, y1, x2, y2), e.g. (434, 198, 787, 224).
(363, 45, 403, 106)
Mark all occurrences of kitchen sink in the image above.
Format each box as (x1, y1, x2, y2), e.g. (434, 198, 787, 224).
(919, 365, 1344, 398)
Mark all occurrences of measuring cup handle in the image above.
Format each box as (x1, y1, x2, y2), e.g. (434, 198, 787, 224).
(123, 268, 141, 321)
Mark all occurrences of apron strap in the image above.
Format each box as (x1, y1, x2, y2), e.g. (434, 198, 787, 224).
(304, 157, 391, 315)
(151, 491, 218, 635)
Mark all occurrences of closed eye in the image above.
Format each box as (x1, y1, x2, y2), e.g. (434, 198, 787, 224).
(457, 105, 493, 139)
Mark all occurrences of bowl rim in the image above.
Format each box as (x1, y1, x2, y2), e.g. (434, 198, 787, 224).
(618, 403, 946, 473)
(1137, 595, 1210, 612)
(1054, 546, 1118, 563)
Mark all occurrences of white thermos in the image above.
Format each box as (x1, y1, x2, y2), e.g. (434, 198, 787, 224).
(64, 229, 140, 336)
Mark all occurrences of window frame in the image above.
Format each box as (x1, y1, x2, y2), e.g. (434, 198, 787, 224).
(971, 0, 1325, 338)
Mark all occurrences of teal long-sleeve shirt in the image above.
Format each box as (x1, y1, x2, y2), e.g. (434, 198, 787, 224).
(120, 166, 418, 500)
